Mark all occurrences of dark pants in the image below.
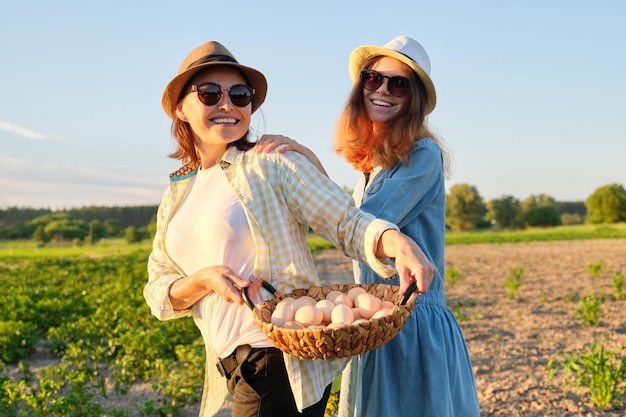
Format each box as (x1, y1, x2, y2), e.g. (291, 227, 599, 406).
(225, 346, 331, 417)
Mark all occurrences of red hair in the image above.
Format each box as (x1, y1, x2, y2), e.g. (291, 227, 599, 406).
(334, 57, 450, 176)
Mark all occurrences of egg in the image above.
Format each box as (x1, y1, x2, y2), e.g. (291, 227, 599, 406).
(380, 300, 395, 310)
(347, 287, 367, 302)
(351, 307, 362, 320)
(279, 297, 295, 307)
(355, 293, 381, 319)
(271, 303, 295, 327)
(295, 305, 324, 327)
(352, 318, 370, 325)
(327, 321, 349, 329)
(292, 295, 317, 311)
(331, 304, 354, 324)
(332, 293, 354, 308)
(325, 290, 345, 304)
(315, 299, 335, 324)
(371, 308, 392, 320)
(283, 321, 305, 329)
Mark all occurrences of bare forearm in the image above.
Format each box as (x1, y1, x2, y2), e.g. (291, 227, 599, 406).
(168, 265, 253, 309)
(168, 274, 212, 310)
(376, 229, 436, 295)
(375, 229, 405, 258)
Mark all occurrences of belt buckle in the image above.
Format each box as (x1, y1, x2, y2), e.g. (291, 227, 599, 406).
(216, 345, 251, 378)
(216, 359, 228, 377)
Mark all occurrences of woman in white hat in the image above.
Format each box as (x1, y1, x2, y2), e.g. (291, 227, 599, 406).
(144, 40, 436, 417)
(336, 35, 480, 417)
(259, 35, 480, 417)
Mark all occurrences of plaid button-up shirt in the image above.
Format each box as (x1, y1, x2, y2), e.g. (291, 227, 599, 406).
(144, 146, 397, 416)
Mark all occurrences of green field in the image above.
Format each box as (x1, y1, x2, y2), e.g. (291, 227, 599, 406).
(1, 225, 625, 415)
(445, 223, 626, 245)
(0, 238, 152, 259)
(0, 247, 204, 416)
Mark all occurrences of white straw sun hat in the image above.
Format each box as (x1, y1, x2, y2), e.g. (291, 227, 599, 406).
(349, 35, 437, 114)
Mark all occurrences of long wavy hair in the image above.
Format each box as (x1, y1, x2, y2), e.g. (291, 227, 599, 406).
(168, 68, 255, 166)
(333, 57, 451, 177)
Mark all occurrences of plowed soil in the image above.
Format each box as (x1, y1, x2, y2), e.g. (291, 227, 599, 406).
(443, 238, 626, 416)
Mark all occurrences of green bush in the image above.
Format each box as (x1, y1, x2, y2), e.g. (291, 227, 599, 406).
(548, 337, 626, 409)
(574, 293, 603, 327)
(613, 272, 626, 300)
(504, 268, 524, 300)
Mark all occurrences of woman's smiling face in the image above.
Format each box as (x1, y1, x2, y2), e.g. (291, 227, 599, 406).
(363, 56, 412, 125)
(176, 66, 251, 151)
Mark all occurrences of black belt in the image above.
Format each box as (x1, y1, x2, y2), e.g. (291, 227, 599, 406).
(216, 344, 252, 378)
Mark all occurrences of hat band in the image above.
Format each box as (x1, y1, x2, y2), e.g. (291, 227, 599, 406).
(397, 51, 417, 65)
(186, 54, 238, 70)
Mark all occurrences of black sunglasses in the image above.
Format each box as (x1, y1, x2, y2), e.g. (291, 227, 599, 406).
(360, 69, 411, 97)
(187, 82, 254, 107)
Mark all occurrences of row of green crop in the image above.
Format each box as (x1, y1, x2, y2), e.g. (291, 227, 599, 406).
(0, 238, 152, 260)
(445, 223, 626, 245)
(0, 251, 204, 416)
(310, 223, 626, 247)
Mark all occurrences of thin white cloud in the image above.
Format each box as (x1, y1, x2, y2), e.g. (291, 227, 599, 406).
(0, 119, 62, 141)
(0, 153, 23, 167)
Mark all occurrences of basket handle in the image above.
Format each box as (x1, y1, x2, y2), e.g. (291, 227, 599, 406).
(399, 281, 417, 306)
(242, 280, 277, 310)
(243, 281, 414, 309)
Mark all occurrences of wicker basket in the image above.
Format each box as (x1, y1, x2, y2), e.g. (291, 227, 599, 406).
(243, 281, 416, 360)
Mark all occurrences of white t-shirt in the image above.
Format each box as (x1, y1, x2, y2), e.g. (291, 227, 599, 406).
(352, 167, 381, 283)
(166, 164, 272, 357)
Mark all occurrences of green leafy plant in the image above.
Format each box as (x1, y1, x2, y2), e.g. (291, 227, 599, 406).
(613, 272, 625, 300)
(503, 267, 524, 300)
(448, 299, 477, 323)
(574, 293, 603, 326)
(324, 375, 342, 417)
(444, 265, 464, 286)
(447, 305, 465, 322)
(548, 337, 626, 409)
(586, 261, 604, 278)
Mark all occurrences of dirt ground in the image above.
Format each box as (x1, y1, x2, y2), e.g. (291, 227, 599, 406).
(442, 238, 626, 417)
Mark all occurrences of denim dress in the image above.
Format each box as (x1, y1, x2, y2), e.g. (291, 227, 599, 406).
(338, 139, 480, 417)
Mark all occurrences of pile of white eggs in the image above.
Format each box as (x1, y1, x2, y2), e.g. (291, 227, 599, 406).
(270, 287, 397, 330)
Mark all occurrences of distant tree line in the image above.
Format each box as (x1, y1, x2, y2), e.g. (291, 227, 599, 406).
(446, 182, 626, 232)
(1, 182, 625, 243)
(0, 205, 158, 244)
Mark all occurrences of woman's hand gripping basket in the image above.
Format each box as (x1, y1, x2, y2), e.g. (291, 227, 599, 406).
(243, 281, 417, 360)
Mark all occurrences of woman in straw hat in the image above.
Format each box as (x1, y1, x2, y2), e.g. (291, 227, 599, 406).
(259, 36, 480, 417)
(143, 40, 436, 417)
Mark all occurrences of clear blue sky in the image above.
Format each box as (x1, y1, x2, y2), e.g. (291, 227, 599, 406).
(1, 0, 624, 209)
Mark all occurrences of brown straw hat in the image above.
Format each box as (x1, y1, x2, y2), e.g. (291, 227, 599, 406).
(349, 35, 437, 114)
(162, 41, 267, 119)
